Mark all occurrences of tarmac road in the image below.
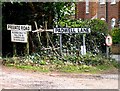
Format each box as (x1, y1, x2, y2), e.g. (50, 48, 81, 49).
(0, 66, 119, 89)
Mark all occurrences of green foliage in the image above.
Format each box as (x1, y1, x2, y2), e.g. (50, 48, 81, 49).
(57, 19, 108, 32)
(56, 19, 107, 54)
(88, 19, 108, 33)
(57, 19, 88, 28)
(2, 52, 118, 73)
(62, 53, 110, 66)
(110, 28, 120, 44)
(2, 52, 113, 67)
(2, 2, 75, 57)
(5, 63, 117, 74)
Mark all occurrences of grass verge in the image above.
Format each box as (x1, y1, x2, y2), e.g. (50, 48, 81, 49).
(5, 63, 118, 74)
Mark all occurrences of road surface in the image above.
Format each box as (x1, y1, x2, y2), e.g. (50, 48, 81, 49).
(0, 66, 119, 89)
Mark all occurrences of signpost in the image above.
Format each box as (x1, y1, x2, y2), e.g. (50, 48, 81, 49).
(7, 24, 32, 56)
(53, 27, 91, 56)
(105, 35, 112, 58)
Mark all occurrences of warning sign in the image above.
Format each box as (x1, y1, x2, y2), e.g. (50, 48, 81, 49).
(11, 30, 27, 43)
(106, 35, 112, 46)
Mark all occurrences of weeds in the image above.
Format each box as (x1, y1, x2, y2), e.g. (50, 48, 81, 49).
(2, 52, 119, 73)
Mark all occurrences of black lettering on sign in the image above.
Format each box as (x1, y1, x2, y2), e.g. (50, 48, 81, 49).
(21, 26, 29, 30)
(68, 28, 71, 33)
(71, 28, 75, 33)
(55, 28, 61, 33)
(63, 28, 68, 33)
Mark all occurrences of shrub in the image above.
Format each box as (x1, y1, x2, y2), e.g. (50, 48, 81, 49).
(110, 28, 120, 44)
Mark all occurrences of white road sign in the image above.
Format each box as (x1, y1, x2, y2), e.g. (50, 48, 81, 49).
(106, 35, 112, 46)
(11, 30, 27, 43)
(7, 24, 31, 31)
(53, 28, 91, 34)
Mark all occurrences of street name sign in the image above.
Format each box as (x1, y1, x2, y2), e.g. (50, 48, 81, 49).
(53, 28, 91, 34)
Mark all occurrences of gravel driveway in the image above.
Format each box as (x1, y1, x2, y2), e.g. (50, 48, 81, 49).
(0, 66, 119, 89)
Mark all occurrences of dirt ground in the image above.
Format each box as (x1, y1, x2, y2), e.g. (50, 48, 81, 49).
(0, 66, 119, 89)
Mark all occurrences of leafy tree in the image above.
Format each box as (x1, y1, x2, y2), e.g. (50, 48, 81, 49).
(2, 2, 75, 56)
(88, 19, 108, 33)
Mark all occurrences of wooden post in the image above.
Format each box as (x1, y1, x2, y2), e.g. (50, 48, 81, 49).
(45, 21, 49, 48)
(27, 32, 29, 55)
(13, 42, 17, 57)
(106, 46, 109, 58)
(34, 21, 41, 46)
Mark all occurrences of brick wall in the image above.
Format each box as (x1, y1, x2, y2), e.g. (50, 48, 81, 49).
(76, 2, 86, 19)
(108, 2, 119, 29)
(97, 3, 106, 19)
(97, 2, 120, 30)
(76, 1, 120, 30)
(76, 2, 97, 20)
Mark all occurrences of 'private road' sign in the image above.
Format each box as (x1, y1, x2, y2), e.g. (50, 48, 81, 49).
(11, 30, 28, 43)
(53, 28, 91, 34)
(7, 24, 32, 31)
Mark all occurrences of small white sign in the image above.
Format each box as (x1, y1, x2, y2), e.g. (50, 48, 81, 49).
(7, 24, 31, 31)
(11, 30, 27, 43)
(106, 35, 112, 46)
(53, 28, 91, 34)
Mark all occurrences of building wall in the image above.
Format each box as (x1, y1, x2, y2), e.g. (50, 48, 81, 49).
(76, 1, 120, 30)
(108, 2, 119, 29)
(97, 1, 120, 30)
(97, 3, 106, 20)
(76, 2, 98, 20)
(76, 2, 86, 19)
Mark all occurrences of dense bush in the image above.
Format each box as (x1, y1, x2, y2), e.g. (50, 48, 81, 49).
(110, 28, 120, 44)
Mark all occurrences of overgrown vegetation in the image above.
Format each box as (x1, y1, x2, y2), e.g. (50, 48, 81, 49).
(2, 52, 119, 73)
(2, 2, 108, 57)
(2, 2, 75, 57)
(2, 2, 119, 74)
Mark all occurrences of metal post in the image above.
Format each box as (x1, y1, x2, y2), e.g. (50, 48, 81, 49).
(13, 42, 17, 57)
(106, 46, 109, 58)
(83, 34, 86, 55)
(83, 34, 85, 46)
(27, 32, 29, 55)
(60, 33, 62, 56)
